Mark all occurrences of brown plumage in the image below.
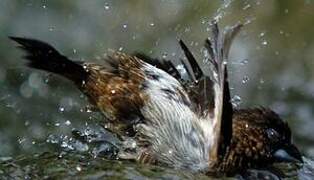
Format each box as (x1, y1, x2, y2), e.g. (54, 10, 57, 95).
(217, 108, 300, 175)
(81, 54, 148, 137)
(9, 23, 302, 176)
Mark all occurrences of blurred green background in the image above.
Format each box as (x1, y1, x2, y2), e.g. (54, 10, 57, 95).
(0, 0, 314, 158)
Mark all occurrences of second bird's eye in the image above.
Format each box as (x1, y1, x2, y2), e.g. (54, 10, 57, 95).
(266, 128, 280, 140)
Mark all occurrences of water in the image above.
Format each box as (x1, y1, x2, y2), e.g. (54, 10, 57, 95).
(0, 150, 313, 179)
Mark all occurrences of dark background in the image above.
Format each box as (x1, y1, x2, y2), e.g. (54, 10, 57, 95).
(1, 0, 314, 158)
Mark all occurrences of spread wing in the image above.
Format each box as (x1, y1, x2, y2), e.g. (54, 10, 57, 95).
(204, 23, 242, 163)
(177, 23, 242, 163)
(135, 22, 242, 163)
(81, 52, 196, 140)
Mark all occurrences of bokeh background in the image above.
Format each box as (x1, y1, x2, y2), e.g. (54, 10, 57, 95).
(0, 0, 314, 158)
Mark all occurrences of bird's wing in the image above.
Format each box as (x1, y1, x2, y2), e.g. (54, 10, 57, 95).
(177, 23, 242, 163)
(133, 23, 242, 163)
(81, 52, 196, 138)
(204, 23, 242, 163)
(128, 23, 242, 165)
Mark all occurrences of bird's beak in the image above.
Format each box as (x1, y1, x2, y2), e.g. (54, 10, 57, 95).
(273, 144, 303, 163)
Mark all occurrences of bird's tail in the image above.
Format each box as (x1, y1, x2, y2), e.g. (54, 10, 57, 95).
(9, 36, 87, 84)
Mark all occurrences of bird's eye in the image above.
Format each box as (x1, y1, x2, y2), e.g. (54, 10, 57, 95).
(266, 128, 280, 140)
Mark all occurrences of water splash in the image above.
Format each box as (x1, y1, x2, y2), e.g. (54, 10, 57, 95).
(242, 76, 250, 84)
(46, 125, 120, 159)
(231, 95, 242, 107)
(213, 0, 234, 22)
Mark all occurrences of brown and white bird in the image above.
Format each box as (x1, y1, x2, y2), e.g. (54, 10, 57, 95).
(10, 23, 302, 176)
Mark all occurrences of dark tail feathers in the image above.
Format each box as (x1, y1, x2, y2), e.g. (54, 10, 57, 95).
(9, 36, 87, 84)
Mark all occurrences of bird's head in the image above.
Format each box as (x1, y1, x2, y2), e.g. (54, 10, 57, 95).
(218, 108, 302, 174)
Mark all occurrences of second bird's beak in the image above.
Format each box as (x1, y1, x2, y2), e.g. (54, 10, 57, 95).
(273, 144, 303, 163)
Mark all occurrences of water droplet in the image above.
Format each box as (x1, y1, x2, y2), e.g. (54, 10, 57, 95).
(149, 22, 155, 27)
(65, 120, 71, 126)
(43, 5, 46, 9)
(104, 3, 110, 10)
(61, 141, 69, 148)
(76, 165, 82, 171)
(58, 152, 66, 158)
(131, 142, 137, 149)
(44, 76, 50, 83)
(240, 59, 248, 65)
(162, 52, 168, 59)
(231, 95, 242, 107)
(48, 26, 55, 31)
(122, 24, 128, 29)
(24, 121, 30, 127)
(59, 107, 65, 112)
(259, 32, 265, 37)
(18, 137, 26, 144)
(262, 40, 268, 46)
(242, 4, 251, 10)
(284, 9, 289, 14)
(244, 17, 256, 25)
(86, 108, 92, 113)
(168, 149, 173, 154)
(242, 76, 249, 84)
(46, 134, 58, 144)
(176, 64, 186, 75)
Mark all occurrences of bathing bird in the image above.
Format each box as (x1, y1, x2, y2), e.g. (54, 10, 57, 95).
(10, 22, 302, 176)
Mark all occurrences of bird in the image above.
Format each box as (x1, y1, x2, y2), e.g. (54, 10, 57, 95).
(9, 22, 302, 176)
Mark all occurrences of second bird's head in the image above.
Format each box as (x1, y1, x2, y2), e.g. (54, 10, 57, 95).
(216, 108, 302, 174)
